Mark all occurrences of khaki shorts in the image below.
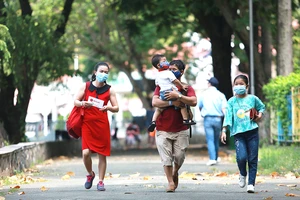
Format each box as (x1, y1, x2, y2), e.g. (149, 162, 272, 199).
(155, 130, 189, 166)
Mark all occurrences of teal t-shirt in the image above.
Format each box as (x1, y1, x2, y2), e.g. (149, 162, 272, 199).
(223, 94, 265, 137)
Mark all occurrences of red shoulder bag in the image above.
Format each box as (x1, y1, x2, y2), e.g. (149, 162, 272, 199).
(66, 82, 90, 139)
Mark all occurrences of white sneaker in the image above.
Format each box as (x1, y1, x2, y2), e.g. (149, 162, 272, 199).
(238, 175, 246, 188)
(217, 157, 221, 163)
(247, 184, 255, 193)
(206, 160, 217, 166)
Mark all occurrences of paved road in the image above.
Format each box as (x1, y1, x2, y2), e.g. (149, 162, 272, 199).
(2, 148, 300, 200)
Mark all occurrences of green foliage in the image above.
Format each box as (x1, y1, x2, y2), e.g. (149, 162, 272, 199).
(5, 15, 73, 86)
(0, 0, 75, 143)
(56, 115, 66, 130)
(262, 73, 300, 137)
(0, 24, 14, 62)
(259, 145, 300, 175)
(292, 1, 300, 72)
(123, 110, 132, 122)
(70, 0, 194, 72)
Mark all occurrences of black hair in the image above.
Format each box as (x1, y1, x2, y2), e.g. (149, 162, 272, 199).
(91, 62, 110, 81)
(151, 54, 165, 69)
(169, 59, 185, 72)
(234, 74, 249, 85)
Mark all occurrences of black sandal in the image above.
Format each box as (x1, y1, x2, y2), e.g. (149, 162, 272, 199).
(147, 121, 156, 132)
(183, 119, 196, 125)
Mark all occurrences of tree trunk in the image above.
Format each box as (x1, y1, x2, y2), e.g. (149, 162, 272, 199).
(215, 0, 270, 100)
(0, 74, 31, 143)
(193, 13, 233, 100)
(206, 17, 233, 100)
(277, 0, 293, 75)
(261, 20, 273, 80)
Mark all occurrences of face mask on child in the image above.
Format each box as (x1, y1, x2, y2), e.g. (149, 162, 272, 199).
(233, 85, 246, 95)
(172, 71, 181, 79)
(159, 61, 169, 69)
(96, 72, 108, 82)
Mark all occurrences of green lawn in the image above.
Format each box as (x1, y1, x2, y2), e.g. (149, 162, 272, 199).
(258, 145, 300, 176)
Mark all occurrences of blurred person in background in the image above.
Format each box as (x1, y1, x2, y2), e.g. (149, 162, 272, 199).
(198, 77, 227, 166)
(125, 119, 141, 149)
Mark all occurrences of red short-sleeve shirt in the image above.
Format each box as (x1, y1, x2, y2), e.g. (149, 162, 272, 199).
(154, 85, 196, 132)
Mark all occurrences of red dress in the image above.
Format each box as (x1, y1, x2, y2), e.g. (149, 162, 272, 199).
(81, 82, 111, 156)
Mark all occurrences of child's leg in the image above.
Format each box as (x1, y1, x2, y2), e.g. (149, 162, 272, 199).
(151, 108, 162, 122)
(181, 106, 196, 125)
(246, 130, 259, 186)
(180, 107, 188, 121)
(148, 108, 162, 132)
(188, 108, 193, 120)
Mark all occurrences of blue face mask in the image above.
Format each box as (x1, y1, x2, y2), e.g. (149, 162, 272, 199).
(172, 71, 181, 79)
(159, 61, 169, 69)
(233, 85, 247, 95)
(96, 72, 108, 82)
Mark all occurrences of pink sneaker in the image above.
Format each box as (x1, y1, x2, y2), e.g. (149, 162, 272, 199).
(84, 171, 95, 189)
(97, 181, 106, 191)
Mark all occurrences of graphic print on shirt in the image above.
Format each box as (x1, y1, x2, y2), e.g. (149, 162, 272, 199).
(235, 99, 251, 123)
(236, 109, 245, 119)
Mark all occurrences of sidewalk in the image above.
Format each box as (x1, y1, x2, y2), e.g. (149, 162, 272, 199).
(1, 147, 299, 200)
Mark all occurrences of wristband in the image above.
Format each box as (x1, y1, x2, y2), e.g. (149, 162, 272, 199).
(81, 101, 83, 107)
(169, 101, 172, 106)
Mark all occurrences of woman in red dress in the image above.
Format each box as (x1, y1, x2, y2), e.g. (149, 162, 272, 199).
(74, 62, 119, 191)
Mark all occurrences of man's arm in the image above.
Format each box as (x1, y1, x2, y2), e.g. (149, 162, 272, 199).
(152, 85, 177, 108)
(163, 87, 197, 107)
(152, 95, 172, 108)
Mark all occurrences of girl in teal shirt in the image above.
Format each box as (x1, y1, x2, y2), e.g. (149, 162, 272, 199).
(221, 74, 265, 194)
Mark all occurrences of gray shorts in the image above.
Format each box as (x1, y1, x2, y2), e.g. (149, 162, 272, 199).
(155, 130, 189, 166)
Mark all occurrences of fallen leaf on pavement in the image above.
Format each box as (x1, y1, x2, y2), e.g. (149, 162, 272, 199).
(144, 184, 154, 188)
(195, 172, 210, 177)
(285, 172, 297, 179)
(271, 172, 280, 177)
(111, 174, 121, 178)
(40, 186, 48, 191)
(285, 193, 300, 197)
(179, 171, 196, 179)
(256, 178, 265, 184)
(18, 191, 25, 195)
(287, 184, 297, 187)
(263, 196, 273, 200)
(66, 171, 75, 176)
(143, 176, 151, 180)
(61, 175, 70, 180)
(277, 184, 285, 186)
(24, 168, 39, 173)
(43, 159, 53, 165)
(57, 156, 69, 160)
(36, 178, 47, 182)
(11, 185, 20, 189)
(0, 196, 5, 200)
(215, 172, 228, 177)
